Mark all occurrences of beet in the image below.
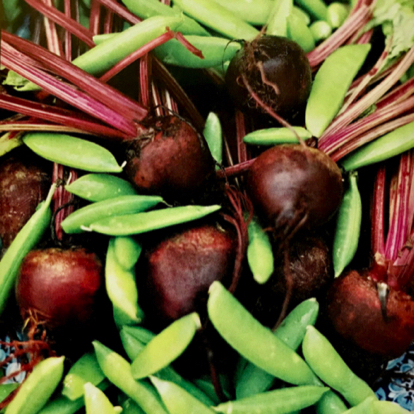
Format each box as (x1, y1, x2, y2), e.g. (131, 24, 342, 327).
(0, 150, 51, 257)
(225, 35, 312, 121)
(326, 269, 414, 359)
(246, 144, 343, 238)
(124, 115, 216, 203)
(15, 247, 108, 350)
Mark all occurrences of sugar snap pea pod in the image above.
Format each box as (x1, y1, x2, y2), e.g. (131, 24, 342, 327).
(203, 112, 223, 165)
(131, 313, 201, 379)
(84, 382, 121, 414)
(302, 326, 377, 406)
(62, 352, 105, 401)
(266, 0, 293, 37)
(121, 397, 146, 414)
(0, 183, 55, 314)
(341, 121, 414, 171)
(215, 385, 329, 414)
(5, 356, 65, 414)
(73, 15, 184, 75)
(247, 216, 274, 284)
(333, 172, 362, 278)
(65, 174, 137, 202)
(210, 0, 273, 25)
(341, 396, 376, 413)
(287, 13, 315, 53)
(23, 133, 122, 173)
(317, 390, 348, 414)
(372, 400, 411, 413)
(153, 36, 241, 69)
(294, 0, 328, 21)
(93, 341, 169, 414)
(243, 127, 312, 146)
(120, 326, 215, 407)
(106, 238, 144, 327)
(310, 20, 332, 42)
(173, 0, 259, 40)
(61, 195, 164, 234)
(236, 298, 320, 399)
(0, 383, 19, 402)
(88, 204, 221, 236)
(39, 380, 110, 414)
(114, 236, 142, 270)
(151, 377, 216, 414)
(207, 281, 320, 386)
(293, 6, 311, 25)
(305, 44, 371, 138)
(327, 3, 349, 28)
(122, 0, 210, 36)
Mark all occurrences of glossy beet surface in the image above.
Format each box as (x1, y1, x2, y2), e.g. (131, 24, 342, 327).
(225, 35, 312, 120)
(326, 270, 414, 359)
(246, 144, 343, 237)
(16, 248, 104, 332)
(124, 116, 215, 202)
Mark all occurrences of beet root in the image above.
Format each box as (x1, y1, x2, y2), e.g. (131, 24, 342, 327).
(246, 144, 343, 239)
(124, 115, 216, 203)
(225, 35, 312, 121)
(326, 270, 414, 359)
(15, 247, 107, 349)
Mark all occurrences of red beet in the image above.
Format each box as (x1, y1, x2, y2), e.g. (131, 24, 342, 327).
(138, 223, 237, 329)
(15, 248, 106, 341)
(0, 150, 51, 257)
(225, 35, 312, 121)
(124, 116, 216, 202)
(246, 144, 343, 239)
(326, 269, 414, 359)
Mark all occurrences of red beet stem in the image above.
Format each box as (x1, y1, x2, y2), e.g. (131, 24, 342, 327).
(97, 0, 141, 24)
(371, 167, 386, 259)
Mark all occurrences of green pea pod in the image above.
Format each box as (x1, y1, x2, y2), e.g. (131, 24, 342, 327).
(5, 356, 65, 414)
(203, 112, 223, 165)
(120, 326, 216, 407)
(266, 0, 293, 37)
(150, 377, 216, 414)
(93, 341, 169, 414)
(287, 13, 315, 53)
(333, 172, 362, 278)
(342, 397, 376, 413)
(0, 183, 55, 314)
(88, 204, 221, 236)
(207, 281, 320, 386)
(122, 0, 210, 36)
(310, 20, 332, 43)
(210, 0, 273, 25)
(153, 36, 241, 68)
(243, 127, 312, 146)
(62, 352, 105, 401)
(293, 6, 311, 25)
(39, 380, 111, 414)
(114, 236, 142, 270)
(73, 15, 184, 75)
(121, 397, 146, 414)
(131, 313, 201, 379)
(84, 383, 121, 414)
(173, 0, 259, 40)
(294, 0, 328, 21)
(305, 44, 371, 138)
(61, 195, 164, 234)
(372, 400, 411, 413)
(247, 216, 274, 284)
(106, 238, 144, 327)
(236, 298, 319, 399)
(341, 121, 414, 171)
(327, 3, 349, 28)
(215, 385, 329, 414)
(23, 133, 122, 173)
(302, 326, 377, 406)
(317, 390, 348, 414)
(0, 384, 19, 402)
(65, 174, 137, 202)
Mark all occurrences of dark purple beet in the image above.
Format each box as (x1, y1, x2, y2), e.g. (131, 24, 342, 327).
(0, 150, 51, 257)
(225, 35, 312, 121)
(124, 116, 216, 203)
(246, 144, 343, 238)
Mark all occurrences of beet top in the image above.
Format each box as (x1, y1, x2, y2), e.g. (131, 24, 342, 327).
(225, 35, 312, 121)
(246, 144, 343, 239)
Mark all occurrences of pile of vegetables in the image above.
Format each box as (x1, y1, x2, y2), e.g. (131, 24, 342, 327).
(1, 0, 414, 412)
